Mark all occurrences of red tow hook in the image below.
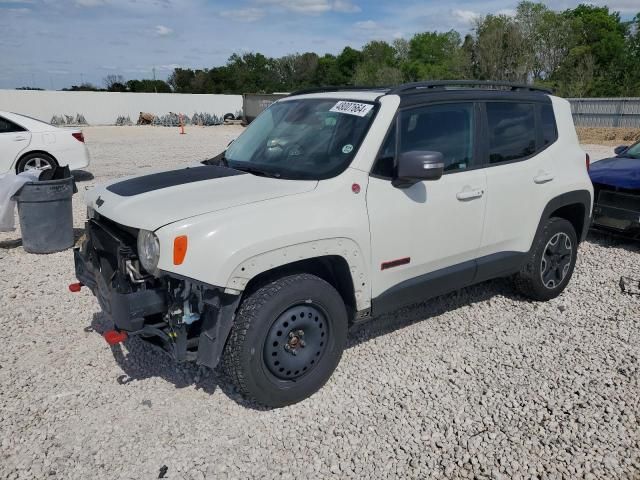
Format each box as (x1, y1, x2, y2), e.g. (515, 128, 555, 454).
(68, 282, 83, 293)
(103, 330, 128, 346)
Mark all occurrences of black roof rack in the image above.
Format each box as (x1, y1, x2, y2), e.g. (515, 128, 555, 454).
(388, 80, 552, 95)
(286, 80, 552, 98)
(288, 85, 389, 96)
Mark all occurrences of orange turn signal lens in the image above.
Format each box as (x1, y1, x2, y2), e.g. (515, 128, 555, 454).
(173, 235, 188, 265)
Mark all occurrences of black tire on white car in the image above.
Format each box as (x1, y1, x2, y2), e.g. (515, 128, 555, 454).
(514, 217, 578, 301)
(16, 152, 58, 173)
(221, 273, 348, 408)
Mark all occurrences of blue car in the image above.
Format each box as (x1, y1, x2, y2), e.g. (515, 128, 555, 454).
(589, 141, 640, 237)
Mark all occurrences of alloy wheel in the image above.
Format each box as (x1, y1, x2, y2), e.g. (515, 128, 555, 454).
(540, 232, 573, 289)
(24, 157, 53, 171)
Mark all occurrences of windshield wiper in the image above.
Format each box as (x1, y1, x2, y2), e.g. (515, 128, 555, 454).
(202, 151, 228, 167)
(232, 165, 281, 178)
(205, 153, 281, 178)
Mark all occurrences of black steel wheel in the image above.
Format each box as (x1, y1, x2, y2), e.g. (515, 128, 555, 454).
(263, 304, 329, 380)
(515, 217, 578, 301)
(222, 273, 348, 408)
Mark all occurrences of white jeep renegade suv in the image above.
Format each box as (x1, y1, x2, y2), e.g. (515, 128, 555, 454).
(74, 81, 593, 407)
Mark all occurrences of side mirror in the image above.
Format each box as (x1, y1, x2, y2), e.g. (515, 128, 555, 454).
(614, 145, 628, 155)
(393, 151, 444, 188)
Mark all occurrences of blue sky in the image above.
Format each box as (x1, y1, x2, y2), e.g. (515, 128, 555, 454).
(0, 0, 637, 89)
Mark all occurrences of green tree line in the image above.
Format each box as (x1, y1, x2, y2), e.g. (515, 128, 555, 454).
(60, 2, 640, 97)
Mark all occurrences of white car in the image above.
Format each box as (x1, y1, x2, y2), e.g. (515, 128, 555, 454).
(0, 111, 90, 173)
(73, 81, 593, 407)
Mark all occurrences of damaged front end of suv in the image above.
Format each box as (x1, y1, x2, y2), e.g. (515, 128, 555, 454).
(74, 213, 240, 369)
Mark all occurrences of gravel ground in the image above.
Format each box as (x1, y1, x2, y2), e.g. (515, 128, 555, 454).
(1, 126, 638, 479)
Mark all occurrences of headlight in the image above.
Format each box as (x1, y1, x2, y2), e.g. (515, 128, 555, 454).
(137, 229, 160, 275)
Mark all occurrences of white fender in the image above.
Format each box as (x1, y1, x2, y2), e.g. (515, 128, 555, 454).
(227, 237, 370, 310)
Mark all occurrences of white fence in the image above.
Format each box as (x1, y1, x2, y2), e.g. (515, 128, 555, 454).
(0, 90, 242, 126)
(4, 90, 638, 129)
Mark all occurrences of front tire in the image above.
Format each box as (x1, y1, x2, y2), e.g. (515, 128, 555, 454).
(515, 217, 578, 301)
(222, 273, 348, 407)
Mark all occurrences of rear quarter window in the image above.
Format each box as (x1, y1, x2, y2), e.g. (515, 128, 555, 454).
(486, 102, 536, 163)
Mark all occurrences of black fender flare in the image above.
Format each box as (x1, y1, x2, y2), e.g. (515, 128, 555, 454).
(534, 189, 592, 244)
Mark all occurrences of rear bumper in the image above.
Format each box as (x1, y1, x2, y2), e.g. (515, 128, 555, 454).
(59, 145, 90, 170)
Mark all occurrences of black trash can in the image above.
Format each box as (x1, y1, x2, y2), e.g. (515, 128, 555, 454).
(14, 177, 75, 254)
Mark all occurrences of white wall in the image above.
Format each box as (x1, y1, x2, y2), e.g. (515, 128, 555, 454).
(0, 90, 242, 125)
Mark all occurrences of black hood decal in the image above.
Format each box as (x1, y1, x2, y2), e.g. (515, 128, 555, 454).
(106, 165, 245, 197)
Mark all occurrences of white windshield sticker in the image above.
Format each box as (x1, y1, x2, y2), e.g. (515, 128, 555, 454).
(330, 101, 374, 117)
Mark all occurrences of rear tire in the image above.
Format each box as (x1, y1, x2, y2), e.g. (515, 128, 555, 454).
(222, 273, 348, 407)
(514, 217, 577, 301)
(16, 152, 57, 173)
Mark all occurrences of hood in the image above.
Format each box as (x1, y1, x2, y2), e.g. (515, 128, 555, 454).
(86, 165, 317, 230)
(589, 156, 640, 190)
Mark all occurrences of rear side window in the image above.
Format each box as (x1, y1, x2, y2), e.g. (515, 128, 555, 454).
(0, 116, 25, 134)
(486, 103, 535, 163)
(541, 104, 558, 146)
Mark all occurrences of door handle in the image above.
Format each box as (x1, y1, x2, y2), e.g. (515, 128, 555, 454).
(534, 172, 554, 184)
(13, 136, 28, 142)
(456, 188, 484, 201)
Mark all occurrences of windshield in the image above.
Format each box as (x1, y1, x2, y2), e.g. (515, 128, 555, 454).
(623, 142, 640, 159)
(225, 98, 377, 180)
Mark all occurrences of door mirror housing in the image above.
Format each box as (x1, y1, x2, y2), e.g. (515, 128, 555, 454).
(393, 151, 444, 188)
(614, 145, 628, 155)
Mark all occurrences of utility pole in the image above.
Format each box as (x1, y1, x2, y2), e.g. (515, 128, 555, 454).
(153, 67, 157, 93)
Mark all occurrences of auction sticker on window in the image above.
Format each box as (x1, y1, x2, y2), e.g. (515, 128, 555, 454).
(330, 101, 374, 117)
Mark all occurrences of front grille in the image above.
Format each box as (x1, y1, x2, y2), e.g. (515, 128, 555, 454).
(86, 217, 140, 285)
(598, 190, 640, 213)
(89, 219, 136, 254)
(93, 213, 139, 244)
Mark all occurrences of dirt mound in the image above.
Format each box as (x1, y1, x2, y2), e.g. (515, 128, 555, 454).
(577, 127, 640, 145)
